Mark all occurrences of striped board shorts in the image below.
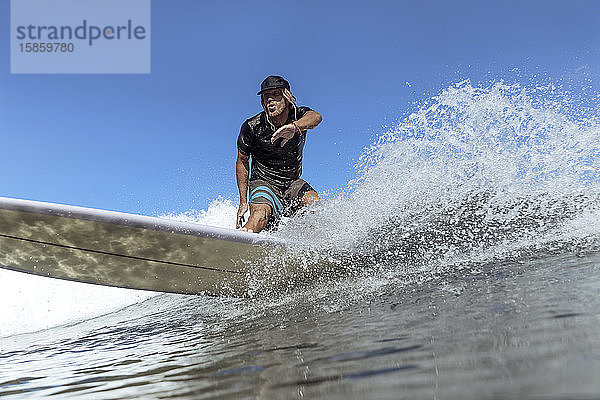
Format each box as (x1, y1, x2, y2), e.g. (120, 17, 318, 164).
(249, 178, 314, 221)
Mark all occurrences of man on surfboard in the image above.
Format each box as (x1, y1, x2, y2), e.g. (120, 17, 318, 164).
(236, 75, 323, 233)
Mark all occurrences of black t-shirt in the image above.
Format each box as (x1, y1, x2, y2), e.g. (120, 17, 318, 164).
(237, 105, 312, 191)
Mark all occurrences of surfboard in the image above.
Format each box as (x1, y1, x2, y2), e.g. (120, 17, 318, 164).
(0, 197, 286, 296)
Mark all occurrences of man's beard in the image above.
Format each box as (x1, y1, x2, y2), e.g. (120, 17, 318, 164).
(267, 102, 286, 118)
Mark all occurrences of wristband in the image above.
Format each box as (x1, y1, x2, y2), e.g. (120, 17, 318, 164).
(292, 122, 303, 136)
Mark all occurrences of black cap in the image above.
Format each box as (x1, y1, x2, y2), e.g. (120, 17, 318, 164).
(257, 75, 290, 95)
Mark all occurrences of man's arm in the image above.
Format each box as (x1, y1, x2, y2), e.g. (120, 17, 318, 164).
(271, 109, 323, 146)
(236, 151, 250, 228)
(294, 110, 322, 131)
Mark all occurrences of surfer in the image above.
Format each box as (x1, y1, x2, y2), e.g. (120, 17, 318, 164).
(236, 75, 323, 233)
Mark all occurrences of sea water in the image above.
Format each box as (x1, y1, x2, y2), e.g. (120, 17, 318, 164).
(1, 81, 600, 399)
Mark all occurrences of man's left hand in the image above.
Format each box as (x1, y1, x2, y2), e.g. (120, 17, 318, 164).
(271, 124, 298, 147)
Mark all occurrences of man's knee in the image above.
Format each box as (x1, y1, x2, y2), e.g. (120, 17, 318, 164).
(250, 203, 272, 221)
(301, 190, 319, 206)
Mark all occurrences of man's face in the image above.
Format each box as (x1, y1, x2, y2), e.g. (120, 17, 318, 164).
(262, 88, 287, 118)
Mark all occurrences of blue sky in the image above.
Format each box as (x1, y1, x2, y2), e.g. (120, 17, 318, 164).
(1, 0, 599, 215)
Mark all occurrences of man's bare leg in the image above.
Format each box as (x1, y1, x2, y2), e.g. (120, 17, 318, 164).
(301, 190, 319, 207)
(241, 192, 317, 233)
(241, 203, 272, 233)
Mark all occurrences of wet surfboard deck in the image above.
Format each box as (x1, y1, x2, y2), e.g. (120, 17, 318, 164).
(0, 197, 285, 296)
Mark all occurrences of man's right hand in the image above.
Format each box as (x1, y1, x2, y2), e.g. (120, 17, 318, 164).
(236, 202, 249, 229)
